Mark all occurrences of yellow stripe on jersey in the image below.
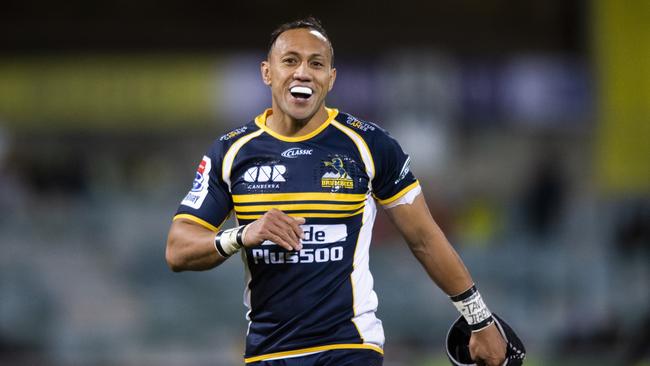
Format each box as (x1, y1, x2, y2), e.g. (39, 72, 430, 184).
(243, 343, 384, 363)
(173, 213, 221, 232)
(233, 192, 367, 204)
(374, 180, 420, 206)
(236, 207, 365, 220)
(222, 128, 265, 189)
(234, 201, 366, 213)
(330, 120, 376, 182)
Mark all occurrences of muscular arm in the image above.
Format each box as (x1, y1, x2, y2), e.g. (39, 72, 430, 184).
(384, 193, 472, 295)
(385, 192, 506, 365)
(165, 218, 226, 272)
(166, 209, 305, 272)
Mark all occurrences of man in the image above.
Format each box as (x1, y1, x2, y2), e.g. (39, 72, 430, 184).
(166, 17, 507, 366)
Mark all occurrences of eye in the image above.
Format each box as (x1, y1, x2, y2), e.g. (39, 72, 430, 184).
(283, 57, 298, 65)
(311, 61, 324, 68)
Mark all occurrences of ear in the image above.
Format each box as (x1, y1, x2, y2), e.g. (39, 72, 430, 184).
(328, 67, 337, 91)
(261, 61, 272, 86)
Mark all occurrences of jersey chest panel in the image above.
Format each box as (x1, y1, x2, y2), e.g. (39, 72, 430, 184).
(229, 129, 370, 201)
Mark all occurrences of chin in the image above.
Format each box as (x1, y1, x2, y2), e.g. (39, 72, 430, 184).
(290, 112, 314, 122)
(286, 106, 316, 122)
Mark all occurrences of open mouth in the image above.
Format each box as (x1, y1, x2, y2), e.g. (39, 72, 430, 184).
(289, 86, 313, 100)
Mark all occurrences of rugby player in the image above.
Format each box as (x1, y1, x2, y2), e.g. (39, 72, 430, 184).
(166, 17, 507, 366)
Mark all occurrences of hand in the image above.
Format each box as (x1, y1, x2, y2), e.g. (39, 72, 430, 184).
(242, 208, 305, 251)
(469, 322, 507, 366)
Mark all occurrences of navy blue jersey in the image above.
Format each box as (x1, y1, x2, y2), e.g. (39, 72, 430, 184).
(174, 108, 419, 363)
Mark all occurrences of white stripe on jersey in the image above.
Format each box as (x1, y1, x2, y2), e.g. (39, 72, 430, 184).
(350, 195, 385, 348)
(384, 184, 422, 209)
(330, 121, 376, 187)
(222, 129, 265, 190)
(242, 249, 253, 335)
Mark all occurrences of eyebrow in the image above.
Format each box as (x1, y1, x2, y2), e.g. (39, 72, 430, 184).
(279, 50, 326, 59)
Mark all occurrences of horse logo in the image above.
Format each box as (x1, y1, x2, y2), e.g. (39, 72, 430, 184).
(322, 157, 353, 189)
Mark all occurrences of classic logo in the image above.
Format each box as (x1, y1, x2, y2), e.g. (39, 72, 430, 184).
(321, 157, 354, 189)
(281, 147, 313, 159)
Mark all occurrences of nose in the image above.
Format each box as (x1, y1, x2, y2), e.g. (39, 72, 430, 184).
(293, 61, 312, 81)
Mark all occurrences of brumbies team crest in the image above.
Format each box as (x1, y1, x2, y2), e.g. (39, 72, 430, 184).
(321, 157, 354, 189)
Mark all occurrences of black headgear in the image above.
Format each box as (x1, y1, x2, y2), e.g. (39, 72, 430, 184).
(446, 313, 526, 365)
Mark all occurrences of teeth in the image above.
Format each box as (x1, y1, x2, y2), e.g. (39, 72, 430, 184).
(290, 86, 312, 96)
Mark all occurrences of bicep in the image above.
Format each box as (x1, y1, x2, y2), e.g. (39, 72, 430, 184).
(384, 193, 443, 247)
(384, 191, 472, 294)
(168, 217, 218, 240)
(166, 217, 224, 271)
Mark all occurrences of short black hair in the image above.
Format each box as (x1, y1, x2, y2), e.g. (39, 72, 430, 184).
(268, 16, 334, 66)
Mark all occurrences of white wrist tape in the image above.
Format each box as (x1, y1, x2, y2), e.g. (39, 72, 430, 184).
(450, 285, 494, 332)
(214, 225, 247, 258)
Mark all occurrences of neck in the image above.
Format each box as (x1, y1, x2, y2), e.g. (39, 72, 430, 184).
(266, 106, 329, 137)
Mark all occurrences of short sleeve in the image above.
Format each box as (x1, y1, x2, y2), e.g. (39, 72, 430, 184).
(174, 142, 233, 232)
(371, 131, 419, 206)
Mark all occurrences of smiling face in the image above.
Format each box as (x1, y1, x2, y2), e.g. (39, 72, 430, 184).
(261, 28, 337, 123)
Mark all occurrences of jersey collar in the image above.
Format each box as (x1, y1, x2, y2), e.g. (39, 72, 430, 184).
(254, 107, 339, 142)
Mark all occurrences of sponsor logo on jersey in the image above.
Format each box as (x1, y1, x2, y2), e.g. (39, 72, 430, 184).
(345, 115, 375, 132)
(219, 126, 248, 141)
(251, 247, 344, 265)
(191, 158, 209, 191)
(394, 156, 411, 184)
(252, 225, 347, 265)
(260, 225, 347, 245)
(182, 156, 211, 209)
(321, 157, 354, 189)
(243, 164, 286, 190)
(281, 147, 313, 159)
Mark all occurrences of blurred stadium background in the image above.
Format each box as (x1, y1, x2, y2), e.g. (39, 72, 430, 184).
(1, 0, 648, 365)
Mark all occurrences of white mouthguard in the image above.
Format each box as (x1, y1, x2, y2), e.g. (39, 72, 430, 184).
(290, 86, 313, 95)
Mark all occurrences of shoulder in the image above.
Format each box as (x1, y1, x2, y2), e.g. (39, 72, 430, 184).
(217, 120, 260, 145)
(332, 110, 398, 146)
(207, 120, 261, 157)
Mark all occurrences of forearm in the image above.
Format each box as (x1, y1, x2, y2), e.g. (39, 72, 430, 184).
(387, 194, 473, 296)
(405, 220, 474, 297)
(166, 209, 305, 272)
(165, 218, 227, 271)
(407, 225, 473, 296)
